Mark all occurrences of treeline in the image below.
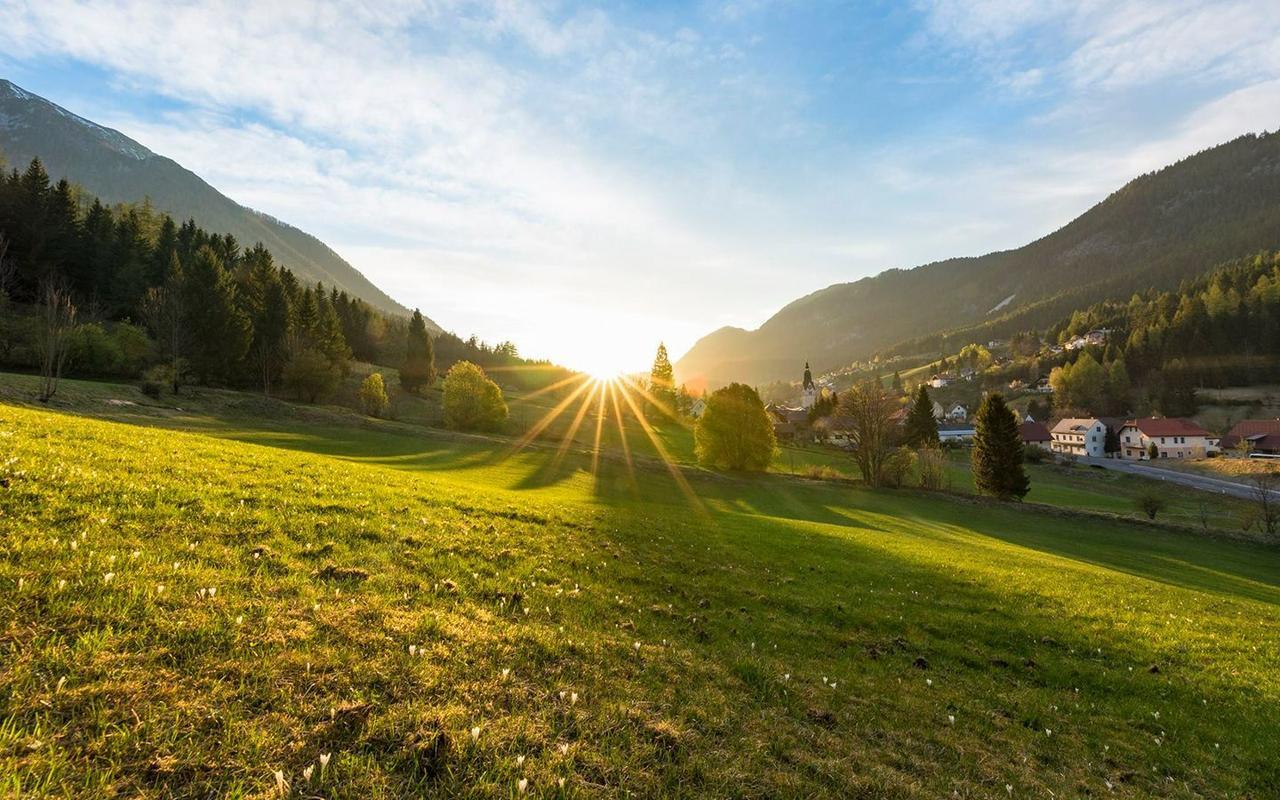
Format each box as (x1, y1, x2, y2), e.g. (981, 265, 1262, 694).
(0, 157, 548, 399)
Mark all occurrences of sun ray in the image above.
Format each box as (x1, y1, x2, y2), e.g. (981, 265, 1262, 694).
(552, 378, 599, 469)
(614, 378, 705, 515)
(617, 373, 689, 427)
(607, 380, 638, 490)
(518, 372, 593, 404)
(590, 379, 607, 478)
(507, 375, 597, 456)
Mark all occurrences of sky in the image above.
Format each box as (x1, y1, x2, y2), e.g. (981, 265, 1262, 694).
(2, 0, 1278, 375)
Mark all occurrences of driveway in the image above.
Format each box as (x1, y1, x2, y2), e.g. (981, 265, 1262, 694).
(1080, 457, 1279, 502)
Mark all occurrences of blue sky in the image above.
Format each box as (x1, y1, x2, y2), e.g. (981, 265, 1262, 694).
(2, 1, 1278, 374)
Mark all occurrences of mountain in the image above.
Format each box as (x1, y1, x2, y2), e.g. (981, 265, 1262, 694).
(676, 131, 1280, 388)
(0, 78, 423, 323)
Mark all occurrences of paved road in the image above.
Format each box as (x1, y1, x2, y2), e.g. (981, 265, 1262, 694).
(1080, 457, 1278, 501)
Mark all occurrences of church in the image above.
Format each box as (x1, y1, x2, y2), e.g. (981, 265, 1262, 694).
(801, 362, 817, 409)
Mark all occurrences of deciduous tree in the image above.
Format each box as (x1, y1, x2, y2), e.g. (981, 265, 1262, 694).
(442, 361, 507, 431)
(694, 383, 775, 471)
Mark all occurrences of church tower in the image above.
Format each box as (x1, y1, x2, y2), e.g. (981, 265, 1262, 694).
(801, 361, 817, 409)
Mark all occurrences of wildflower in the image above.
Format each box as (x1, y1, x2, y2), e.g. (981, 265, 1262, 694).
(518, 778, 528, 793)
(1045, 729, 1052, 736)
(273, 769, 288, 796)
(470, 726, 481, 742)
(57, 579, 66, 591)
(235, 615, 244, 625)
(633, 641, 641, 652)
(56, 676, 66, 693)
(516, 755, 525, 766)
(303, 765, 314, 782)
(783, 673, 790, 682)
(948, 714, 955, 725)
(319, 752, 331, 771)
(409, 645, 417, 656)
(559, 778, 567, 788)
(502, 668, 510, 679)
(926, 679, 933, 687)
(156, 584, 165, 594)
(208, 587, 216, 598)
(558, 743, 569, 755)
(103, 572, 115, 584)
(570, 692, 579, 705)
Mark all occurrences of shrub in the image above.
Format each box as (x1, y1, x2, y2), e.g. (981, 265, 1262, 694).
(140, 365, 170, 399)
(283, 347, 341, 404)
(880, 446, 917, 488)
(1023, 445, 1046, 464)
(1136, 491, 1167, 520)
(111, 323, 152, 376)
(358, 372, 390, 418)
(694, 383, 776, 471)
(441, 361, 508, 431)
(917, 446, 946, 490)
(802, 465, 844, 480)
(67, 323, 121, 375)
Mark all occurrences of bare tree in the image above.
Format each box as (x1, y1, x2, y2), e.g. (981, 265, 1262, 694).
(841, 379, 898, 486)
(37, 280, 77, 402)
(141, 284, 186, 394)
(1250, 471, 1279, 538)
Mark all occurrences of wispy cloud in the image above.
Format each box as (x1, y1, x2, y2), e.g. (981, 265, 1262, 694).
(2, 0, 1277, 369)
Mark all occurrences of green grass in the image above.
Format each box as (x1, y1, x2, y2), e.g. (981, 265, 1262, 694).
(2, 376, 1280, 797)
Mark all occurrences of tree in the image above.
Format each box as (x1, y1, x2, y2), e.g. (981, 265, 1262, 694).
(917, 446, 946, 490)
(694, 383, 776, 471)
(1249, 472, 1279, 538)
(1136, 491, 1167, 520)
(358, 372, 390, 418)
(903, 385, 940, 448)
(841, 379, 899, 486)
(140, 262, 187, 394)
(891, 371, 903, 393)
(1104, 425, 1121, 458)
(36, 280, 77, 402)
(1147, 442, 1159, 460)
(442, 361, 508, 431)
(400, 309, 436, 393)
(283, 347, 341, 403)
(971, 393, 1029, 500)
(649, 342, 675, 411)
(181, 246, 249, 385)
(251, 271, 290, 396)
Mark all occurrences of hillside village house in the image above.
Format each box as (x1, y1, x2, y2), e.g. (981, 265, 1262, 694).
(1120, 418, 1217, 460)
(938, 422, 976, 443)
(946, 403, 968, 421)
(929, 373, 954, 389)
(1064, 328, 1110, 351)
(766, 404, 808, 443)
(813, 414, 856, 448)
(1218, 419, 1280, 455)
(1020, 420, 1052, 449)
(1050, 418, 1108, 458)
(688, 398, 706, 419)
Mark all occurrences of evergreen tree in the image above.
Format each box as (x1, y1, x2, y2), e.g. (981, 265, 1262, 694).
(971, 393, 1029, 500)
(903, 385, 940, 448)
(400, 309, 436, 393)
(181, 246, 250, 385)
(891, 370, 903, 392)
(649, 342, 675, 410)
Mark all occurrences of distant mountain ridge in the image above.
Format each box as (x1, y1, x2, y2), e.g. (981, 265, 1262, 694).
(0, 78, 427, 324)
(676, 131, 1280, 388)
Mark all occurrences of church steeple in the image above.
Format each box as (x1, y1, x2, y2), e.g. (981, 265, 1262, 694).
(803, 362, 814, 391)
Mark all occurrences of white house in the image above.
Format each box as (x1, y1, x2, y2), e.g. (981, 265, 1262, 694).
(688, 398, 706, 419)
(929, 374, 953, 389)
(946, 403, 968, 422)
(1119, 418, 1217, 460)
(938, 423, 976, 443)
(1050, 418, 1107, 458)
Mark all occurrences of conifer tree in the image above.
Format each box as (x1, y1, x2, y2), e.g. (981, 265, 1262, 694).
(181, 246, 250, 385)
(971, 393, 1029, 500)
(400, 309, 436, 393)
(649, 342, 675, 410)
(903, 384, 940, 447)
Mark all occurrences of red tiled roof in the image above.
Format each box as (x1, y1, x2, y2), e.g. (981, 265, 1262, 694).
(1019, 421, 1052, 443)
(1219, 419, 1280, 449)
(1124, 417, 1212, 438)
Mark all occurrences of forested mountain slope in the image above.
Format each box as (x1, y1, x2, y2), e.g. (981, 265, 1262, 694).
(0, 78, 416, 320)
(676, 131, 1280, 388)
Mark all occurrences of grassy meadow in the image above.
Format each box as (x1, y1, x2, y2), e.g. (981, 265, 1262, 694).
(2, 373, 1280, 797)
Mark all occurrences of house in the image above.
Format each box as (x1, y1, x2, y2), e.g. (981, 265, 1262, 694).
(929, 373, 953, 389)
(946, 403, 968, 422)
(813, 414, 856, 448)
(1034, 375, 1054, 394)
(1008, 379, 1026, 391)
(1119, 417, 1218, 460)
(1020, 420, 1052, 449)
(766, 404, 809, 443)
(1218, 419, 1280, 455)
(938, 423, 976, 443)
(959, 367, 977, 381)
(1050, 418, 1107, 458)
(688, 398, 706, 419)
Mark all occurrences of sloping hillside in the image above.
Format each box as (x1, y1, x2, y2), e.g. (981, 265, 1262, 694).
(0, 79, 416, 320)
(677, 132, 1280, 388)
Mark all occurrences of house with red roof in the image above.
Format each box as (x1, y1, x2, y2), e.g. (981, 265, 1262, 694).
(1218, 419, 1280, 455)
(1019, 420, 1052, 449)
(1119, 417, 1217, 460)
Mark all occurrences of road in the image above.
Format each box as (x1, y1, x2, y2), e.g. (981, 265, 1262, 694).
(1080, 457, 1279, 501)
